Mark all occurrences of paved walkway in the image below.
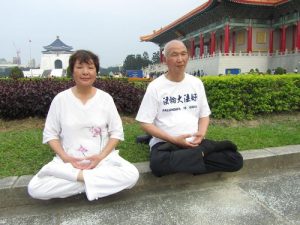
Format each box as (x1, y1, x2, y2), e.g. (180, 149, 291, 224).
(0, 145, 300, 225)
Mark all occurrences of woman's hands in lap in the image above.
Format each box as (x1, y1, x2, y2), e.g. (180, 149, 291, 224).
(64, 154, 104, 170)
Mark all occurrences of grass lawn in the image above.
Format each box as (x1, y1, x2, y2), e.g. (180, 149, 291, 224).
(0, 112, 300, 178)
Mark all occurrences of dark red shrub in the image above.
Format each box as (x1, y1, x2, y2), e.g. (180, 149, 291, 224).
(0, 78, 145, 120)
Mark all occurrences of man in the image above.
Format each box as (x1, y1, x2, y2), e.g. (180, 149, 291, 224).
(294, 67, 298, 74)
(136, 40, 243, 177)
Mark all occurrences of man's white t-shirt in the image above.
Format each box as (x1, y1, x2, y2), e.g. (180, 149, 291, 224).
(136, 73, 211, 148)
(43, 88, 124, 160)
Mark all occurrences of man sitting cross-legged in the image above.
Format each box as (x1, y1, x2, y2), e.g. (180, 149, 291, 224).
(135, 40, 243, 177)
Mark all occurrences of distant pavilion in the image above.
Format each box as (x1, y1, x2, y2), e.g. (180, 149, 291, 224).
(141, 0, 300, 75)
(40, 36, 73, 77)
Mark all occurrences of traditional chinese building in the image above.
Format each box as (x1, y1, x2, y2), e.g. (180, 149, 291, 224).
(141, 0, 300, 75)
(40, 36, 73, 76)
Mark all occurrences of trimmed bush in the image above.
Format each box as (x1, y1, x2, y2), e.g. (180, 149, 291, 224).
(0, 75, 299, 120)
(274, 67, 286, 75)
(10, 67, 24, 79)
(0, 78, 144, 120)
(202, 75, 300, 119)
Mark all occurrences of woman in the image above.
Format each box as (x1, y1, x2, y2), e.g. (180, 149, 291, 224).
(28, 50, 139, 201)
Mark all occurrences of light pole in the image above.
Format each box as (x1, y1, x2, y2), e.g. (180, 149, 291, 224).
(29, 39, 32, 68)
(29, 39, 33, 77)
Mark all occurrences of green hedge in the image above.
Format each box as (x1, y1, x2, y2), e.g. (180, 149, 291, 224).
(0, 75, 299, 120)
(202, 75, 300, 119)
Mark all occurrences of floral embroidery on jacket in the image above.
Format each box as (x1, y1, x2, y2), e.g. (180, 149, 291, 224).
(89, 126, 102, 137)
(78, 145, 88, 156)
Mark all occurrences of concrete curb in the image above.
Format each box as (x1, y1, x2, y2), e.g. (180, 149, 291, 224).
(1, 145, 300, 208)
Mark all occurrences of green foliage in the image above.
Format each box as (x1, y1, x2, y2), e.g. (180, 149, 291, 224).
(249, 69, 255, 74)
(118, 122, 149, 163)
(9, 66, 24, 79)
(206, 115, 300, 150)
(0, 129, 54, 177)
(151, 51, 160, 64)
(123, 52, 151, 71)
(142, 51, 150, 61)
(66, 66, 72, 78)
(1, 75, 299, 120)
(129, 80, 151, 90)
(122, 50, 160, 72)
(1, 114, 300, 177)
(274, 67, 286, 75)
(202, 75, 300, 120)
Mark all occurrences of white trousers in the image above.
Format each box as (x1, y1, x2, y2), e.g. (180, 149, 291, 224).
(27, 151, 139, 201)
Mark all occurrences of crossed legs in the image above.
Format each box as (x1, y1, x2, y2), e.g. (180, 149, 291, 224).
(28, 153, 139, 201)
(150, 139, 243, 177)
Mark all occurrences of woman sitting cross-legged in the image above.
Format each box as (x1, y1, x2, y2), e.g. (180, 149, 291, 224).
(28, 50, 139, 201)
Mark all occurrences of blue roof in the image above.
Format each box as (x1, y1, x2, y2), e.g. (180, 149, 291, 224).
(43, 36, 73, 52)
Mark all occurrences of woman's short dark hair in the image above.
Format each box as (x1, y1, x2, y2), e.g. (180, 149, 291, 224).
(69, 50, 100, 74)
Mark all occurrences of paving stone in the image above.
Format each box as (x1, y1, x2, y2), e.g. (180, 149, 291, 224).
(0, 146, 300, 225)
(238, 169, 300, 224)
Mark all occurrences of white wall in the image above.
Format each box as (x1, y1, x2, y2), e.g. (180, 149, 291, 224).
(187, 52, 269, 75)
(269, 52, 300, 72)
(23, 69, 44, 77)
(40, 53, 71, 70)
(144, 52, 300, 75)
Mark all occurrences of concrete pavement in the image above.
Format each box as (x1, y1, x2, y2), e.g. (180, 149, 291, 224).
(0, 145, 300, 225)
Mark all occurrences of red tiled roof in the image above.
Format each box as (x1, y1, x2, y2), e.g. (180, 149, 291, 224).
(140, 0, 288, 42)
(231, 0, 287, 5)
(140, 0, 213, 42)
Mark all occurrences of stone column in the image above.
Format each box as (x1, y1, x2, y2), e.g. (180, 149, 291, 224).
(269, 29, 274, 54)
(247, 25, 252, 53)
(232, 31, 236, 54)
(280, 25, 286, 54)
(224, 24, 230, 54)
(199, 34, 204, 58)
(160, 48, 163, 63)
(219, 35, 223, 53)
(296, 21, 300, 51)
(190, 38, 195, 58)
(210, 32, 216, 55)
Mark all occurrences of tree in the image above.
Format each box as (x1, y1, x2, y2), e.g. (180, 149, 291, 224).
(274, 67, 286, 75)
(10, 67, 24, 79)
(142, 52, 152, 67)
(136, 54, 143, 66)
(66, 66, 72, 78)
(123, 54, 137, 71)
(142, 51, 149, 61)
(122, 53, 151, 72)
(151, 51, 160, 64)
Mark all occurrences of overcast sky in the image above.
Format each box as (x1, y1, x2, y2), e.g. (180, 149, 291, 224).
(0, 0, 208, 68)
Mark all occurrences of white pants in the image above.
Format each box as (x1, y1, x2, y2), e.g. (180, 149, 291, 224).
(28, 151, 139, 201)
